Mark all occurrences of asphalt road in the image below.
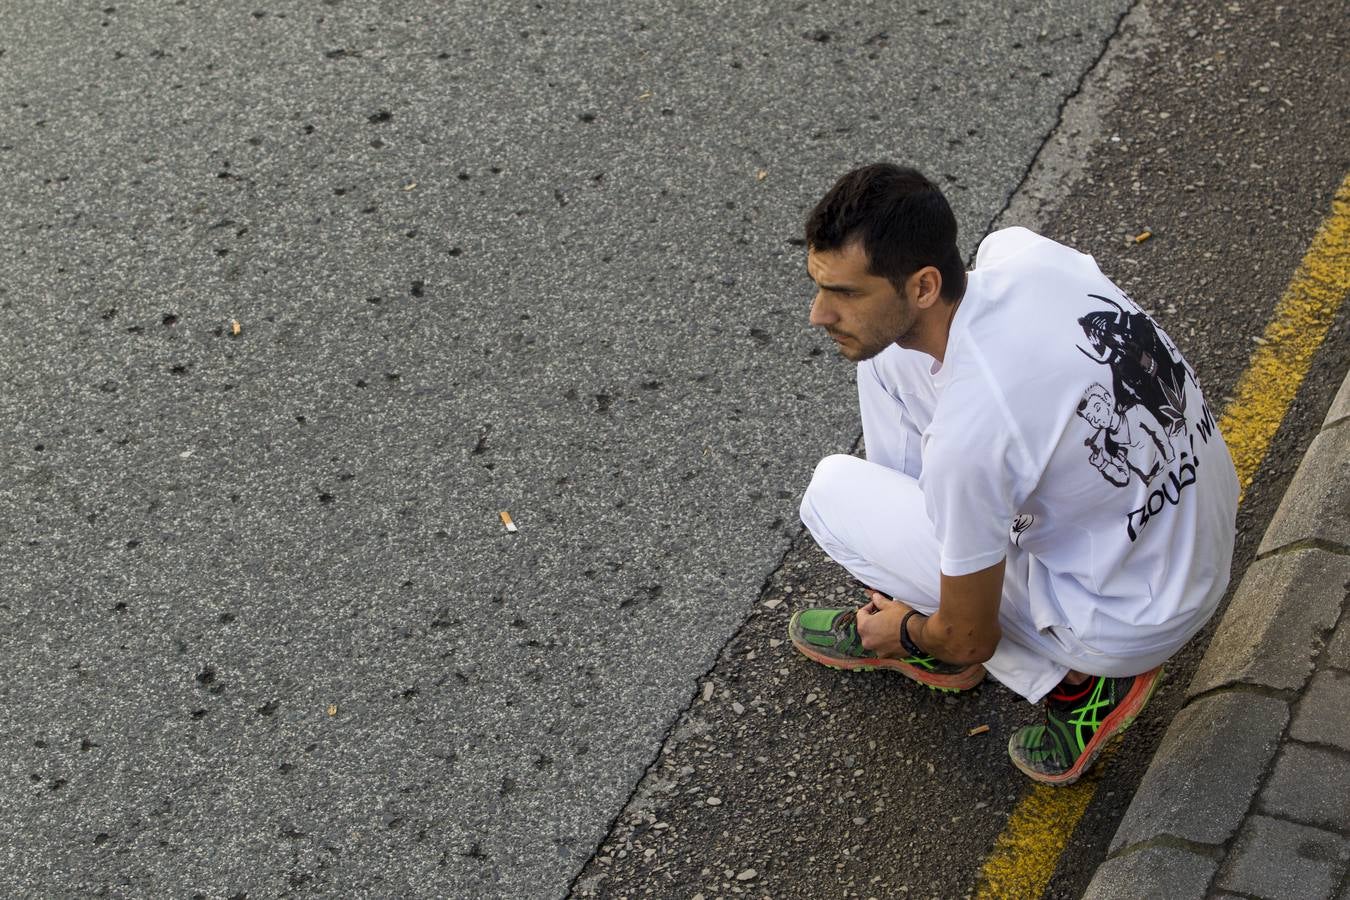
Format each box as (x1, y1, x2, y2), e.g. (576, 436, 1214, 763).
(0, 1, 1134, 897)
(1, 1, 1345, 899)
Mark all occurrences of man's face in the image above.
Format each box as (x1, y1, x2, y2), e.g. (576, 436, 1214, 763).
(807, 242, 915, 362)
(1082, 394, 1112, 429)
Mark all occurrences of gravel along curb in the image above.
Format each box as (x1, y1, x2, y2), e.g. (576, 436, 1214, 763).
(1083, 367, 1350, 899)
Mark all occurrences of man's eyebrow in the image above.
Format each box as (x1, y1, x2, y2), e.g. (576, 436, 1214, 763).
(814, 280, 859, 293)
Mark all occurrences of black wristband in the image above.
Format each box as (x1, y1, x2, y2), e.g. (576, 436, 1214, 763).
(899, 610, 925, 656)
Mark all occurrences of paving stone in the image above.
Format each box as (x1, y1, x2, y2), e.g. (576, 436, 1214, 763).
(1258, 741, 1350, 831)
(1188, 550, 1350, 696)
(1258, 420, 1350, 555)
(1216, 815, 1350, 900)
(1327, 370, 1350, 427)
(1290, 669, 1350, 750)
(1080, 844, 1217, 900)
(1327, 613, 1350, 672)
(1110, 692, 1288, 852)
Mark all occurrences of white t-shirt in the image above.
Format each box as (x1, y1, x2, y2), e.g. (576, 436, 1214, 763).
(907, 227, 1238, 653)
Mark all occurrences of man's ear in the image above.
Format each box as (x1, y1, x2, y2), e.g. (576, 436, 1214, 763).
(912, 266, 944, 309)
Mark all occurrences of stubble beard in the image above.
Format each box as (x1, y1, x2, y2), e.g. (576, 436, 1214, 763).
(834, 308, 917, 363)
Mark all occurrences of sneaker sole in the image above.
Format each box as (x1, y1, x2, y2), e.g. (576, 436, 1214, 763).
(788, 630, 986, 693)
(1009, 665, 1164, 786)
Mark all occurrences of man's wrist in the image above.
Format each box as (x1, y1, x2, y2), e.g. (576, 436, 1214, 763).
(899, 610, 925, 656)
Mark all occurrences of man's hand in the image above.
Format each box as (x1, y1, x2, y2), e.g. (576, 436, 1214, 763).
(855, 561, 1006, 666)
(855, 590, 915, 658)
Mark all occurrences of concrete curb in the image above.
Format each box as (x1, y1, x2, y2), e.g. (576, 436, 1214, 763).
(1083, 369, 1350, 899)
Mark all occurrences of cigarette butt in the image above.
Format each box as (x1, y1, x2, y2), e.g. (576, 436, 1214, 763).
(1134, 230, 1152, 243)
(755, 169, 768, 182)
(327, 704, 338, 717)
(230, 319, 241, 335)
(403, 181, 417, 191)
(968, 724, 990, 736)
(499, 510, 518, 533)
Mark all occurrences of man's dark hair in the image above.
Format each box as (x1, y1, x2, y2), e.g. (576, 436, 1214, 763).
(805, 163, 966, 302)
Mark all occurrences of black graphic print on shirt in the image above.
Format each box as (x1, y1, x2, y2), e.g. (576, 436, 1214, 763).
(1074, 292, 1217, 541)
(1077, 293, 1190, 435)
(1076, 382, 1176, 486)
(1010, 513, 1035, 546)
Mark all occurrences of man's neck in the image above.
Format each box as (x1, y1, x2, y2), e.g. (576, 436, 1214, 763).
(902, 296, 963, 364)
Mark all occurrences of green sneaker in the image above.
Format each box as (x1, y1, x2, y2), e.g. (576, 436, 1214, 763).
(787, 606, 985, 692)
(1008, 667, 1164, 785)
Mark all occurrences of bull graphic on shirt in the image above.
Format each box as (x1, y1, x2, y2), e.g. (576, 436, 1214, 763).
(1076, 294, 1190, 436)
(1077, 382, 1177, 486)
(1073, 295, 1215, 539)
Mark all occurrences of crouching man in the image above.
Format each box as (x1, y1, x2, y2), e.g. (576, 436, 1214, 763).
(790, 163, 1238, 784)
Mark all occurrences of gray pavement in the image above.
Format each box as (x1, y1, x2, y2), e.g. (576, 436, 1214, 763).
(1085, 370, 1350, 900)
(4, 0, 1348, 897)
(0, 1, 1135, 898)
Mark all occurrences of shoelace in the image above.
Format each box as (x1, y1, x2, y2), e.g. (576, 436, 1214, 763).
(834, 607, 859, 635)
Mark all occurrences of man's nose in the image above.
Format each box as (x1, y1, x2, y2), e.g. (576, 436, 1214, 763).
(809, 291, 835, 327)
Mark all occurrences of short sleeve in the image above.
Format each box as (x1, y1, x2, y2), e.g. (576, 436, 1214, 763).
(919, 362, 1035, 577)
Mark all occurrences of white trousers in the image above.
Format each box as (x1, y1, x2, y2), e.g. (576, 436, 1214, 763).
(799, 350, 1181, 704)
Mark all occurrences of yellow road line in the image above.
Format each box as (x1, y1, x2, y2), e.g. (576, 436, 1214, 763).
(974, 171, 1350, 899)
(1220, 174, 1350, 500)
